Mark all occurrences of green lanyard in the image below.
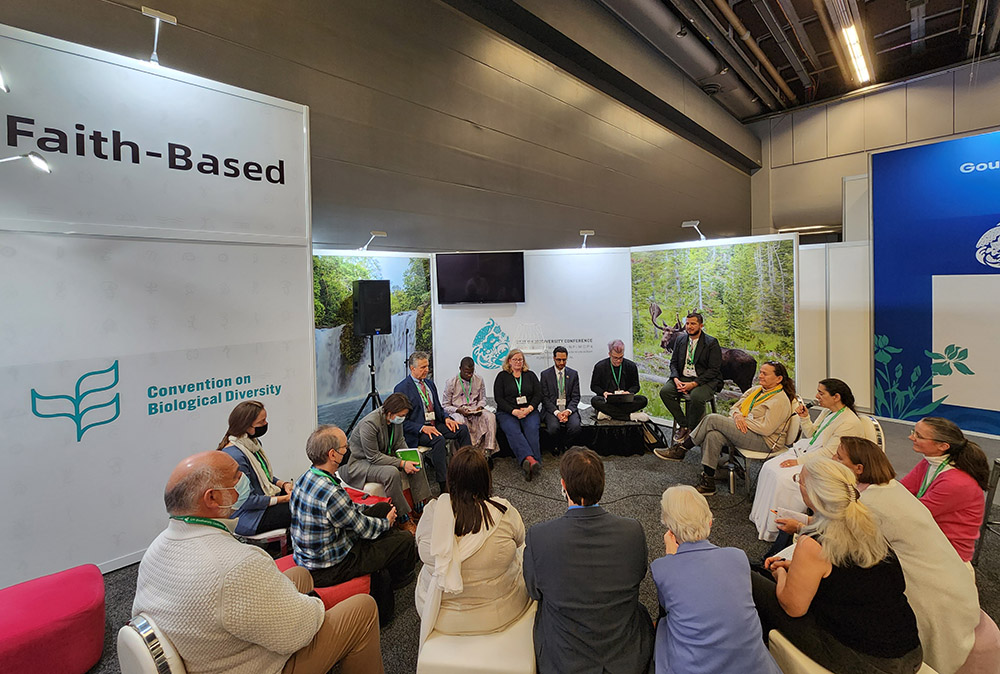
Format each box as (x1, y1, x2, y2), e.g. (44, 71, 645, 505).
(170, 515, 229, 533)
(557, 369, 565, 397)
(514, 375, 523, 396)
(686, 339, 697, 367)
(808, 408, 845, 446)
(310, 466, 340, 485)
(610, 363, 622, 389)
(416, 380, 431, 409)
(461, 379, 472, 404)
(388, 425, 395, 450)
(254, 450, 272, 481)
(747, 387, 780, 412)
(917, 458, 950, 498)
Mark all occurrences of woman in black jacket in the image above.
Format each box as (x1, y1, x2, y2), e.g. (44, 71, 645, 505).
(494, 349, 543, 481)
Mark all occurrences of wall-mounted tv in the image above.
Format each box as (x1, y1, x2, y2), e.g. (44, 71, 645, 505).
(436, 252, 525, 304)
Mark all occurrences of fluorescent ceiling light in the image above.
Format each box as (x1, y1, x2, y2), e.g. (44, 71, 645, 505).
(142, 6, 177, 66)
(841, 24, 871, 84)
(359, 230, 387, 251)
(580, 229, 594, 249)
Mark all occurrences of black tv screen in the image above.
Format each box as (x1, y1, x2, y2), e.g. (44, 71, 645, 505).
(436, 252, 525, 304)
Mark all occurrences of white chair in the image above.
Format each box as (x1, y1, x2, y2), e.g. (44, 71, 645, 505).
(117, 613, 186, 674)
(729, 415, 801, 495)
(858, 415, 885, 451)
(243, 528, 288, 556)
(768, 629, 938, 674)
(416, 602, 537, 674)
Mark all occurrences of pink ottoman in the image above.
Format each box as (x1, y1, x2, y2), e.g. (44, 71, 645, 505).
(0, 564, 105, 674)
(275, 555, 370, 609)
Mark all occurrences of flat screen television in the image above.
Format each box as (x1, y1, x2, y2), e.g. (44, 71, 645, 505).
(436, 252, 525, 304)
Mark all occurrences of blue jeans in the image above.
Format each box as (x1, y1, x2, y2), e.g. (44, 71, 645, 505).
(497, 410, 541, 463)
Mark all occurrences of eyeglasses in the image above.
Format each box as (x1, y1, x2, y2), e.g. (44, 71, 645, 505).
(509, 357, 524, 363)
(909, 429, 941, 442)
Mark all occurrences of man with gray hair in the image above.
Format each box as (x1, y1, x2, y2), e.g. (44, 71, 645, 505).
(590, 338, 649, 421)
(393, 351, 471, 493)
(651, 485, 780, 674)
(133, 450, 385, 674)
(290, 425, 416, 622)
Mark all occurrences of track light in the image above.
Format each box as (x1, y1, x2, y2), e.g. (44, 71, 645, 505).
(0, 65, 9, 93)
(359, 230, 387, 251)
(141, 6, 177, 66)
(0, 151, 52, 173)
(682, 220, 706, 241)
(580, 229, 594, 249)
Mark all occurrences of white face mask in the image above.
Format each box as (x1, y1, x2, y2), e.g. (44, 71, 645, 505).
(215, 473, 251, 515)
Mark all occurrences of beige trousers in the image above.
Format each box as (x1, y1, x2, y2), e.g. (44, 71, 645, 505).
(280, 567, 385, 674)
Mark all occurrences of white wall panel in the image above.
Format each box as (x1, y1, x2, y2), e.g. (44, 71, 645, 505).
(955, 58, 1000, 134)
(864, 87, 907, 150)
(906, 72, 955, 142)
(793, 107, 828, 163)
(771, 115, 794, 168)
(797, 245, 828, 398)
(826, 98, 865, 157)
(827, 243, 872, 410)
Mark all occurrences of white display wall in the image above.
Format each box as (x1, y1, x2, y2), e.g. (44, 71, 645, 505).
(0, 26, 314, 587)
(431, 249, 632, 394)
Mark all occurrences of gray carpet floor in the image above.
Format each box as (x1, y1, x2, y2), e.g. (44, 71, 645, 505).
(90, 418, 1000, 674)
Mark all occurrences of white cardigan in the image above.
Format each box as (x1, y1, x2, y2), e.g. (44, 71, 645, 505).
(133, 519, 325, 674)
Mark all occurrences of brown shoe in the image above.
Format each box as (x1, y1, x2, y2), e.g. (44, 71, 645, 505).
(654, 444, 688, 461)
(674, 427, 691, 444)
(396, 518, 418, 535)
(695, 472, 717, 495)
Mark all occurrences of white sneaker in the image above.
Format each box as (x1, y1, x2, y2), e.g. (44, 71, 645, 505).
(597, 411, 611, 421)
(630, 411, 650, 422)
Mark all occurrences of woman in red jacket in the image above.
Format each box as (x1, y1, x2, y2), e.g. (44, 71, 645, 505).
(900, 417, 989, 562)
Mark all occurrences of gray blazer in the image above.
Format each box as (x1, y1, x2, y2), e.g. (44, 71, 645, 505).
(340, 408, 406, 486)
(523, 506, 654, 674)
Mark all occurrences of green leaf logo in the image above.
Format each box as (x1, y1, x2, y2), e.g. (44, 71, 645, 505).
(31, 361, 121, 441)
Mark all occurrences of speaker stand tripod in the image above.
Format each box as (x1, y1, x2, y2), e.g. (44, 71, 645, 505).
(346, 334, 382, 436)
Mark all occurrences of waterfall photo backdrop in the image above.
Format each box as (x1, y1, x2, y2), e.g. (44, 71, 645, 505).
(313, 254, 433, 428)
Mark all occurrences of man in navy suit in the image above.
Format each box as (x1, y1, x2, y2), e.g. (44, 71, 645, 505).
(539, 346, 581, 455)
(393, 351, 470, 494)
(523, 448, 654, 674)
(657, 312, 722, 442)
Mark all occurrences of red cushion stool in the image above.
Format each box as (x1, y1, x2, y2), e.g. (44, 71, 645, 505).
(274, 555, 370, 609)
(0, 564, 105, 674)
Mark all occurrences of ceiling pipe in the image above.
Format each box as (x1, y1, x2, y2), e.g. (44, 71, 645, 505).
(811, 0, 854, 85)
(750, 0, 814, 95)
(706, 0, 799, 103)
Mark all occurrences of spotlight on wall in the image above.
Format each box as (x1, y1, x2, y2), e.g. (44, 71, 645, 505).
(580, 229, 595, 249)
(141, 6, 178, 66)
(0, 65, 9, 93)
(359, 230, 387, 251)
(0, 151, 52, 173)
(681, 220, 706, 241)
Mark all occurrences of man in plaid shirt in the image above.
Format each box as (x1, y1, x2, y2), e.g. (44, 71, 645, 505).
(290, 425, 416, 620)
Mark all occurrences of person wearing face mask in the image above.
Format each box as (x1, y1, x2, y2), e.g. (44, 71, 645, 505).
(132, 451, 385, 674)
(342, 393, 431, 534)
(218, 400, 295, 537)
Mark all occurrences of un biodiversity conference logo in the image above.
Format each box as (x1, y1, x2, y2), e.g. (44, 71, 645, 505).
(472, 319, 510, 369)
(31, 361, 121, 441)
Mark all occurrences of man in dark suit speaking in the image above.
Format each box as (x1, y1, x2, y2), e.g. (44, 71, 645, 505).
(393, 351, 470, 494)
(658, 312, 722, 443)
(523, 448, 653, 674)
(539, 345, 581, 455)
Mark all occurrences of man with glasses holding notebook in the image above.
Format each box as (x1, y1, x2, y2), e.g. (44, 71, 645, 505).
(590, 339, 649, 421)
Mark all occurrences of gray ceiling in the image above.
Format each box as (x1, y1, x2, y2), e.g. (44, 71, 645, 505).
(0, 0, 756, 251)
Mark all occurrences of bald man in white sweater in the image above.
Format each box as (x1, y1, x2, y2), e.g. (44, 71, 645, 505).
(132, 451, 384, 674)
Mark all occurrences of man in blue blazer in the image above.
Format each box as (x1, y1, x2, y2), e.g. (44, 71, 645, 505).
(657, 312, 722, 442)
(539, 345, 581, 455)
(393, 351, 470, 493)
(524, 448, 654, 674)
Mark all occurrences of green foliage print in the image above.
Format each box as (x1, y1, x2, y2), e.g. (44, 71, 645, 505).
(873, 334, 975, 419)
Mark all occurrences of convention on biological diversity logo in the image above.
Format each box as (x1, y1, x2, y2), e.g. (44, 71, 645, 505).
(975, 224, 1000, 269)
(31, 360, 121, 441)
(472, 318, 510, 369)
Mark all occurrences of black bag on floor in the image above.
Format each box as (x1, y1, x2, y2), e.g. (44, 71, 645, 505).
(640, 420, 670, 450)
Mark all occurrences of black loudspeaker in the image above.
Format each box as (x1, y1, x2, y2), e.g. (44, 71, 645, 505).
(353, 279, 391, 336)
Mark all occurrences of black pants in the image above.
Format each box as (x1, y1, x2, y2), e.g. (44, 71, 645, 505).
(591, 395, 648, 421)
(542, 411, 582, 450)
(750, 572, 922, 674)
(419, 422, 472, 482)
(254, 501, 291, 534)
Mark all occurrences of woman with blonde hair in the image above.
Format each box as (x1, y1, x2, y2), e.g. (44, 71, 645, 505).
(751, 456, 922, 674)
(900, 417, 989, 562)
(493, 349, 542, 481)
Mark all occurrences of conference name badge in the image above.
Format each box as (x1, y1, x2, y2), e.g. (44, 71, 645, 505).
(516, 395, 528, 405)
(425, 411, 435, 422)
(557, 398, 566, 410)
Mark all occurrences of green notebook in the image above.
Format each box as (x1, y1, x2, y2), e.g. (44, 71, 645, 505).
(395, 448, 421, 467)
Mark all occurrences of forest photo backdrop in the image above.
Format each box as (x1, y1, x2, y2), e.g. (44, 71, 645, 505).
(631, 238, 796, 418)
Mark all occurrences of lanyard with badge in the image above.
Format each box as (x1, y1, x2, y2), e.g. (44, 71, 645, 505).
(808, 407, 845, 446)
(417, 380, 435, 422)
(310, 466, 341, 485)
(254, 450, 272, 481)
(557, 369, 566, 411)
(169, 515, 229, 533)
(461, 378, 473, 404)
(515, 375, 528, 406)
(610, 363, 623, 391)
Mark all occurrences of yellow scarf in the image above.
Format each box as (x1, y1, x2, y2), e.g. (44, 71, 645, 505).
(738, 385, 784, 417)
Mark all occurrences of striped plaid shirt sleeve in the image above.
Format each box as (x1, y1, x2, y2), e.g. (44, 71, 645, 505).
(323, 486, 390, 540)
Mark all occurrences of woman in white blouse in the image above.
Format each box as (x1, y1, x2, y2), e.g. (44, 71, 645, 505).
(750, 378, 865, 541)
